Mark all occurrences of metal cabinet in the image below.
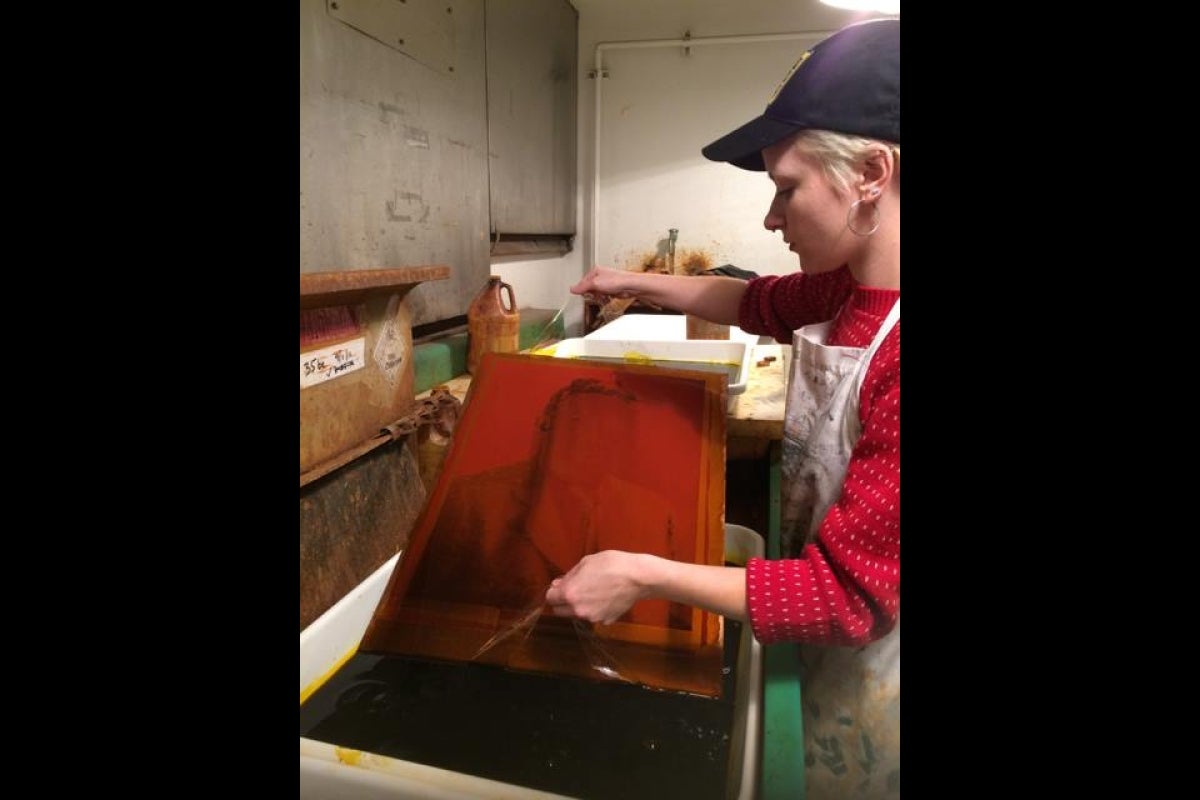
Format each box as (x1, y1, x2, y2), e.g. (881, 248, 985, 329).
(485, 0, 578, 245)
(301, 0, 577, 327)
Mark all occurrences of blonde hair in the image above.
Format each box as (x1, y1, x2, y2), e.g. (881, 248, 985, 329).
(792, 130, 900, 196)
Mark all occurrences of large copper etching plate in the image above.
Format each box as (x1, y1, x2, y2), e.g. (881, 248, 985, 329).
(360, 352, 729, 696)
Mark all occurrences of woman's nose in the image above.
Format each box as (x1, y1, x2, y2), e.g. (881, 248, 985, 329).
(763, 194, 785, 231)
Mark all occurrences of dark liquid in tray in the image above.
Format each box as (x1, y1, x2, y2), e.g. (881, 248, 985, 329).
(300, 621, 742, 800)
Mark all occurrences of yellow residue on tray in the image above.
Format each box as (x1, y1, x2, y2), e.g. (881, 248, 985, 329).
(626, 354, 741, 368)
(622, 350, 655, 365)
(301, 645, 358, 706)
(560, 352, 741, 369)
(555, 349, 741, 371)
(335, 747, 364, 766)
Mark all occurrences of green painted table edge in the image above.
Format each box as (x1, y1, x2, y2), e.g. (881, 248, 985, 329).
(762, 439, 805, 800)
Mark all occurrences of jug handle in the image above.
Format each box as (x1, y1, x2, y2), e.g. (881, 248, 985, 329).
(501, 282, 516, 313)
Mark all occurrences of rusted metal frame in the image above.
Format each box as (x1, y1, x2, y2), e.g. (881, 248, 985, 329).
(299, 388, 461, 489)
(299, 266, 451, 310)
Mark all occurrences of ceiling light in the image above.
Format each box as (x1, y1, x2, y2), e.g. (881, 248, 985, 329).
(820, 0, 900, 13)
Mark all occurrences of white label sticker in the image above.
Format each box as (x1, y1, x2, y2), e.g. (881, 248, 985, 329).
(300, 337, 366, 389)
(374, 294, 407, 387)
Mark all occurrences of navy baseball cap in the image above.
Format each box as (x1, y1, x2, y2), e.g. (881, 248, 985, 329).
(702, 18, 900, 171)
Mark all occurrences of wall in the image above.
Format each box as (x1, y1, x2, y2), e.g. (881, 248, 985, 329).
(493, 0, 884, 337)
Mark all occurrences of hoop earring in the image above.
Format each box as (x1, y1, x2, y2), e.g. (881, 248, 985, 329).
(846, 199, 880, 237)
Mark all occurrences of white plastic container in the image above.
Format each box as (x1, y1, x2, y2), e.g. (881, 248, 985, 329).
(300, 525, 765, 800)
(546, 337, 752, 395)
(584, 313, 761, 347)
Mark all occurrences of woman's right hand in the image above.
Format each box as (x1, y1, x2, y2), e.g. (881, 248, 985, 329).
(571, 266, 638, 303)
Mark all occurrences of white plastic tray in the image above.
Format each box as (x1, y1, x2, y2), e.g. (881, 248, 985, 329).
(584, 314, 761, 346)
(546, 337, 751, 395)
(300, 525, 764, 800)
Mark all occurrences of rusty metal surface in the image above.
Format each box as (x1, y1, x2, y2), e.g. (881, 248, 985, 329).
(300, 438, 426, 631)
(415, 387, 463, 491)
(300, 293, 417, 473)
(299, 266, 451, 310)
(301, 388, 462, 489)
(300, 268, 458, 630)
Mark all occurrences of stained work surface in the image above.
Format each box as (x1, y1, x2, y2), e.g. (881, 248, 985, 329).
(361, 352, 728, 696)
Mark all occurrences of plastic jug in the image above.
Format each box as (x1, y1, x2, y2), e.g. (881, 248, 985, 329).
(467, 276, 520, 374)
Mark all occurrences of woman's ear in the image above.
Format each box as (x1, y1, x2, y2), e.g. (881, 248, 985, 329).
(858, 146, 895, 199)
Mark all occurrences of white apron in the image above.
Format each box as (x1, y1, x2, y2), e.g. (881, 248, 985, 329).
(780, 299, 900, 798)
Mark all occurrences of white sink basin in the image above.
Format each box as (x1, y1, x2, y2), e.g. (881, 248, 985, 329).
(300, 525, 764, 800)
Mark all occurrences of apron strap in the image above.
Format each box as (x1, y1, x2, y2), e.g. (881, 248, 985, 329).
(850, 298, 899, 404)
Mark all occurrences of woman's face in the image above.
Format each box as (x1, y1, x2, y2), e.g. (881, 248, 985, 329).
(762, 138, 857, 275)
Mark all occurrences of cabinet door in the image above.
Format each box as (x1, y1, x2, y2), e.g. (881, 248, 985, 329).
(485, 0, 578, 236)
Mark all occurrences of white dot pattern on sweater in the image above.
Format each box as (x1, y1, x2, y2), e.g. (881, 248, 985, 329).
(739, 273, 900, 647)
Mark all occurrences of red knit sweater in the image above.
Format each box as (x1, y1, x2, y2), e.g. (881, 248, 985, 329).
(737, 267, 900, 647)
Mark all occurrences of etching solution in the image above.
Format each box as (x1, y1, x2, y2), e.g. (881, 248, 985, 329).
(467, 276, 520, 374)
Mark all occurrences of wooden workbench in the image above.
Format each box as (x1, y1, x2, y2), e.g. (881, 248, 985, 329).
(729, 343, 789, 438)
(727, 342, 788, 459)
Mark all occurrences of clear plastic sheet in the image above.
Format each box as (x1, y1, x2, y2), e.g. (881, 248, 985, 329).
(471, 590, 636, 685)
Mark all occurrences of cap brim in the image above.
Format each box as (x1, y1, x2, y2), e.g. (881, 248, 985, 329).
(701, 115, 802, 172)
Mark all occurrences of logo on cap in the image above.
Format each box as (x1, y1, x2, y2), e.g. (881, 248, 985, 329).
(768, 50, 811, 105)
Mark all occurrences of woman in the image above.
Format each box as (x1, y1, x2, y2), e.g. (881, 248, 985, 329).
(545, 17, 900, 798)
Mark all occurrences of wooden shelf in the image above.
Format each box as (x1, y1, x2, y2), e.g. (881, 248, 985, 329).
(300, 266, 451, 309)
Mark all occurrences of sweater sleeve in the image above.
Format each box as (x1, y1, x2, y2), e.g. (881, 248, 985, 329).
(737, 267, 855, 343)
(745, 323, 901, 646)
